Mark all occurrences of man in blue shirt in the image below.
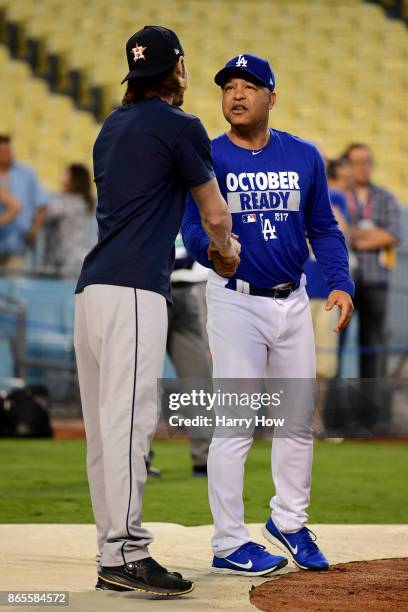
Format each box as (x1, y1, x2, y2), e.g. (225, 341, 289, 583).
(182, 55, 354, 575)
(74, 26, 239, 596)
(344, 143, 400, 381)
(0, 135, 47, 269)
(304, 157, 350, 381)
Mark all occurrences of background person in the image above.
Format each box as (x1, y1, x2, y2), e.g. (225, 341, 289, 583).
(43, 163, 96, 277)
(150, 233, 213, 479)
(327, 156, 353, 195)
(344, 143, 401, 380)
(0, 175, 22, 230)
(304, 157, 350, 437)
(167, 233, 212, 477)
(305, 153, 351, 378)
(0, 134, 48, 270)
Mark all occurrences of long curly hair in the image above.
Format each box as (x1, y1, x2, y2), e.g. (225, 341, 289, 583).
(122, 61, 186, 106)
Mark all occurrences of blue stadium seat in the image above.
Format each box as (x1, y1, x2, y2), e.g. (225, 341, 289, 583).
(0, 277, 76, 394)
(163, 354, 176, 379)
(7, 278, 76, 336)
(0, 340, 13, 379)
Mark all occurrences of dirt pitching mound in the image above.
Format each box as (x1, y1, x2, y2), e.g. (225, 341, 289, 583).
(250, 558, 408, 612)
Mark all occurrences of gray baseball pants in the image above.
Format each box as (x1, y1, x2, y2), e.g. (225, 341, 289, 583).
(74, 284, 167, 568)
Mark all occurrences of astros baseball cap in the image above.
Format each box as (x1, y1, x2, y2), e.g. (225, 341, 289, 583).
(215, 54, 275, 91)
(121, 25, 184, 84)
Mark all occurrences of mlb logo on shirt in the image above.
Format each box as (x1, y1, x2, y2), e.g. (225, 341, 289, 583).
(242, 213, 257, 223)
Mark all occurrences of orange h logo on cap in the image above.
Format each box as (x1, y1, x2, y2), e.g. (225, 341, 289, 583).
(131, 44, 146, 62)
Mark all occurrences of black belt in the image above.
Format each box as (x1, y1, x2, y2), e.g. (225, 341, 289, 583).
(226, 279, 300, 299)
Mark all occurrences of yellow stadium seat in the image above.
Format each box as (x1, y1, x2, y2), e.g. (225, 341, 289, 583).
(0, 0, 407, 200)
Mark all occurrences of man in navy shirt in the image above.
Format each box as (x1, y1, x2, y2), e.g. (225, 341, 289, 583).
(182, 55, 354, 576)
(74, 26, 239, 595)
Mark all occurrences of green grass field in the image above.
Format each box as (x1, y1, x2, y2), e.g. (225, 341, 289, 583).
(0, 439, 407, 524)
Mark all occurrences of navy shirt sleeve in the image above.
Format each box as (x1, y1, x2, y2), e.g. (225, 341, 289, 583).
(181, 191, 212, 269)
(173, 119, 215, 188)
(306, 150, 355, 297)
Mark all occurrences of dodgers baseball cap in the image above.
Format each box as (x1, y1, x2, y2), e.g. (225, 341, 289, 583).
(215, 54, 275, 91)
(121, 25, 184, 84)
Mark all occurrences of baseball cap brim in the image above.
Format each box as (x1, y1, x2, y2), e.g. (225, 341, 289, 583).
(121, 57, 178, 84)
(214, 66, 271, 90)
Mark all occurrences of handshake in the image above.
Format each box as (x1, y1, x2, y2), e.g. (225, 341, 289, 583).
(207, 233, 241, 278)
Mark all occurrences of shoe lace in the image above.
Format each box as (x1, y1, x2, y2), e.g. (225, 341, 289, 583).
(300, 528, 319, 554)
(244, 542, 266, 556)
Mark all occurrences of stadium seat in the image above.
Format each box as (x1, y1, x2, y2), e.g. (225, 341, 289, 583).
(0, 46, 98, 191)
(0, 0, 406, 201)
(0, 277, 77, 395)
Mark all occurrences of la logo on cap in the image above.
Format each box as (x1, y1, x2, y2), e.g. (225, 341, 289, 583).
(131, 43, 146, 63)
(236, 54, 248, 67)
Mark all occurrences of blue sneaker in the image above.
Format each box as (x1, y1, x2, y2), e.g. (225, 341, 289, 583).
(212, 541, 288, 576)
(262, 518, 329, 570)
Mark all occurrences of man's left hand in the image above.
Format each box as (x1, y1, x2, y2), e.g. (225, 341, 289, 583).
(325, 290, 354, 333)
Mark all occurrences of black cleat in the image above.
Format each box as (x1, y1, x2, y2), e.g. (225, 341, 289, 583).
(95, 577, 130, 591)
(146, 463, 161, 477)
(192, 464, 208, 478)
(98, 557, 194, 596)
(95, 573, 185, 591)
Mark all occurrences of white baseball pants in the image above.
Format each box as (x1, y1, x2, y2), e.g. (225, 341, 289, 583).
(74, 284, 167, 568)
(206, 271, 316, 557)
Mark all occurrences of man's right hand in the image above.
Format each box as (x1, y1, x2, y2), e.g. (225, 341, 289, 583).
(208, 235, 241, 277)
(211, 251, 240, 277)
(208, 234, 240, 259)
(218, 235, 241, 259)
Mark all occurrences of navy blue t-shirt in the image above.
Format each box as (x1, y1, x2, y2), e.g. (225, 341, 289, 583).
(76, 98, 215, 301)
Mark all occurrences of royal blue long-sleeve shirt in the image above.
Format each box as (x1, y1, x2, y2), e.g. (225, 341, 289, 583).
(181, 129, 354, 296)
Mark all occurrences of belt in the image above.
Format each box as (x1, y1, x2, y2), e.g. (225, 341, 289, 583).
(226, 278, 300, 299)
